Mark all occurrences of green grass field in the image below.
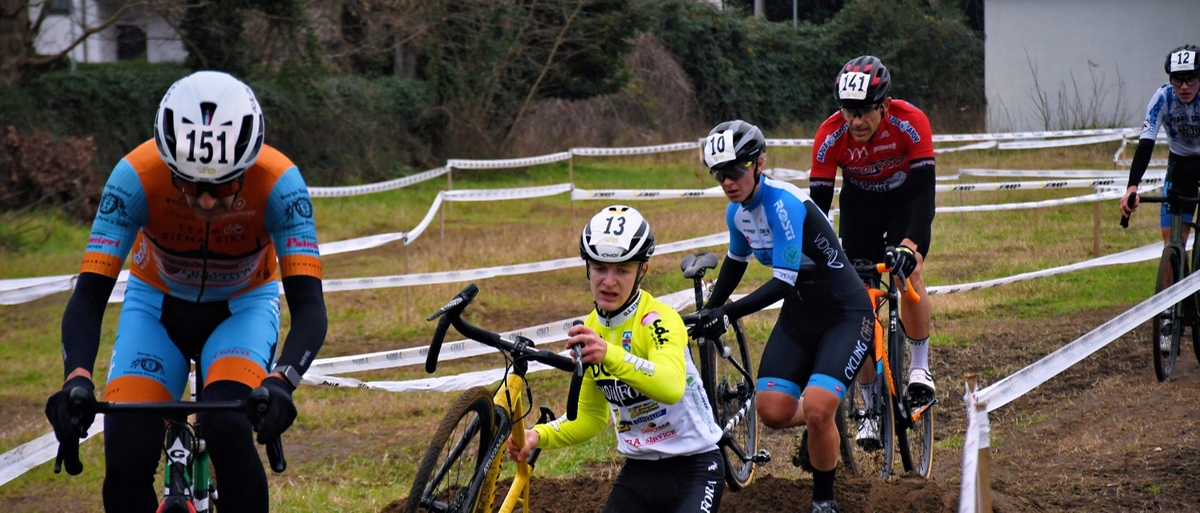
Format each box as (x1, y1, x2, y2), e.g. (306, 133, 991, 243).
(0, 141, 1168, 511)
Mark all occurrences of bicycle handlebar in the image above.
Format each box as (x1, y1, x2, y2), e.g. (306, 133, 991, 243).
(425, 284, 584, 421)
(57, 395, 288, 475)
(852, 249, 921, 304)
(1120, 193, 1200, 228)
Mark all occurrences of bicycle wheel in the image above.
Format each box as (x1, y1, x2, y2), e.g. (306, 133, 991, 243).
(1152, 246, 1184, 382)
(837, 381, 860, 475)
(404, 387, 498, 513)
(894, 332, 934, 479)
(696, 320, 758, 490)
(880, 321, 902, 480)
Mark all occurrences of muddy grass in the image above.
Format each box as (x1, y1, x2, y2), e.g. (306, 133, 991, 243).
(384, 305, 1200, 512)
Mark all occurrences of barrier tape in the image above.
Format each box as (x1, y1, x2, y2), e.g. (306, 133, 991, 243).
(571, 142, 700, 156)
(938, 178, 1132, 193)
(959, 382, 982, 513)
(1115, 158, 1169, 167)
(936, 141, 997, 154)
(958, 169, 1164, 179)
(448, 152, 572, 170)
(997, 133, 1126, 150)
(307, 167, 448, 198)
(571, 187, 725, 200)
(444, 183, 573, 201)
(927, 240, 1165, 295)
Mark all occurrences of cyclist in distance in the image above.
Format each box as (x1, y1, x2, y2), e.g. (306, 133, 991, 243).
(1120, 44, 1200, 240)
(44, 71, 328, 513)
(507, 205, 726, 513)
(809, 55, 938, 449)
(694, 120, 874, 513)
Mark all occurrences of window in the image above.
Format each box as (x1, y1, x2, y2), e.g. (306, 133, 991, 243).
(48, 0, 71, 15)
(116, 25, 147, 61)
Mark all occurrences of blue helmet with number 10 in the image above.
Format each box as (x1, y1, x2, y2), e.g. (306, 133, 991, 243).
(154, 71, 265, 185)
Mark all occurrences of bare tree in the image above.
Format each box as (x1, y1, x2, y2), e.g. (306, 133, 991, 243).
(0, 0, 155, 85)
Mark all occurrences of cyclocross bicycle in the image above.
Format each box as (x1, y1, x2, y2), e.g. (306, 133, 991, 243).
(678, 252, 769, 490)
(1121, 193, 1200, 381)
(841, 247, 934, 480)
(55, 360, 287, 513)
(403, 284, 585, 513)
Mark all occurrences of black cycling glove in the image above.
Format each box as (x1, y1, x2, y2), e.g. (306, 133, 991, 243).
(891, 246, 918, 277)
(690, 306, 731, 341)
(45, 376, 96, 475)
(250, 376, 297, 444)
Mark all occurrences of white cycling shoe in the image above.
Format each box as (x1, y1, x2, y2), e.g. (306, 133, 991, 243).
(906, 368, 936, 409)
(855, 417, 881, 452)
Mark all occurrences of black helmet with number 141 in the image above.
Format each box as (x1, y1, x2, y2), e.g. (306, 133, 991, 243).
(835, 55, 892, 109)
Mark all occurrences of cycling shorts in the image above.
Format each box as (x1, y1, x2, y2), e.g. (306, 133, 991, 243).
(104, 276, 281, 402)
(839, 183, 931, 259)
(756, 297, 874, 401)
(602, 449, 725, 513)
(1160, 154, 1200, 228)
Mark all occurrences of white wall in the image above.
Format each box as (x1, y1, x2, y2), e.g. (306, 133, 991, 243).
(32, 0, 185, 64)
(985, 0, 1200, 132)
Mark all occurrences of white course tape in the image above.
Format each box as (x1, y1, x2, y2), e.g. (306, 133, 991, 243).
(935, 190, 1123, 214)
(0, 416, 105, 487)
(571, 142, 700, 156)
(307, 167, 448, 198)
(937, 178, 1133, 193)
(936, 141, 997, 154)
(443, 183, 573, 201)
(976, 270, 1200, 413)
(997, 132, 1126, 150)
(447, 152, 572, 170)
(571, 187, 726, 200)
(1115, 158, 1169, 167)
(927, 241, 1163, 295)
(959, 169, 1165, 179)
(763, 168, 809, 181)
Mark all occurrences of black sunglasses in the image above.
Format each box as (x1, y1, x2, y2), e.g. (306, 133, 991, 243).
(172, 175, 244, 198)
(1170, 75, 1200, 88)
(710, 159, 756, 182)
(840, 103, 884, 119)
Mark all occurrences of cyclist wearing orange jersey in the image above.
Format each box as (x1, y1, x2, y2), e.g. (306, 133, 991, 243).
(44, 71, 327, 513)
(810, 56, 937, 452)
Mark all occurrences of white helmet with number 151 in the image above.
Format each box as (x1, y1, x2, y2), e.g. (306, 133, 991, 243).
(153, 71, 265, 185)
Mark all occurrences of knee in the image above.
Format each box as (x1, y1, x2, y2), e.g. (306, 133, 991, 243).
(756, 395, 798, 430)
(197, 381, 254, 448)
(802, 398, 837, 431)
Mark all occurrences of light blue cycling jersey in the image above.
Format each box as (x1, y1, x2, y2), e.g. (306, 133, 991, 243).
(1141, 84, 1200, 156)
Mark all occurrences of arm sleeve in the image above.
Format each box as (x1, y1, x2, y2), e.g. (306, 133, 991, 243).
(723, 277, 793, 320)
(61, 272, 118, 377)
(599, 309, 689, 405)
(1126, 138, 1158, 188)
(532, 371, 611, 450)
(810, 184, 835, 215)
(705, 257, 747, 310)
(905, 163, 937, 244)
(275, 275, 327, 375)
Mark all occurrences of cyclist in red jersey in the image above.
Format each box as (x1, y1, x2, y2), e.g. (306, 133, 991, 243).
(809, 55, 937, 450)
(44, 71, 327, 513)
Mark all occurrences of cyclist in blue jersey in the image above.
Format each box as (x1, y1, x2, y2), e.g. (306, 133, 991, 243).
(1121, 44, 1200, 241)
(692, 120, 873, 513)
(44, 71, 327, 513)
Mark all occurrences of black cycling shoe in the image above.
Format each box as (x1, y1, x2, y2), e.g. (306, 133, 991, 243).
(811, 499, 840, 513)
(792, 428, 814, 472)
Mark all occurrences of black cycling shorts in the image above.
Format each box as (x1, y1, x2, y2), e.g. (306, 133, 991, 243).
(602, 449, 725, 513)
(839, 183, 931, 259)
(756, 297, 875, 401)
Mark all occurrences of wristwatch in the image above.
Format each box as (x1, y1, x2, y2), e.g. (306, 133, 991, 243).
(273, 364, 303, 390)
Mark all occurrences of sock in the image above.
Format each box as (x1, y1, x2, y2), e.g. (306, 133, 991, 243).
(861, 379, 879, 412)
(908, 336, 930, 371)
(812, 468, 836, 502)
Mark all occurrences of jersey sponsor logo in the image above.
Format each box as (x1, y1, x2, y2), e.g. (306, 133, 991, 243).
(890, 115, 922, 143)
(133, 238, 148, 267)
(629, 403, 659, 418)
(643, 428, 678, 445)
(595, 379, 648, 406)
(843, 338, 870, 380)
(873, 142, 897, 153)
(640, 421, 671, 434)
(849, 169, 908, 192)
(813, 233, 845, 269)
(772, 199, 795, 241)
(286, 237, 319, 250)
(99, 193, 126, 215)
(284, 197, 314, 219)
(815, 125, 847, 163)
(782, 245, 801, 266)
(622, 330, 632, 352)
(130, 355, 165, 376)
(701, 480, 717, 513)
(640, 311, 659, 326)
(88, 236, 120, 248)
(846, 146, 869, 161)
(650, 319, 671, 348)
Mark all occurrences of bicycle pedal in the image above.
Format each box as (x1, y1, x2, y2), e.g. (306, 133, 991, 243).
(753, 450, 772, 464)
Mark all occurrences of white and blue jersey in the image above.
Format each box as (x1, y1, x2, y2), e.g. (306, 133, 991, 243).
(1141, 84, 1200, 155)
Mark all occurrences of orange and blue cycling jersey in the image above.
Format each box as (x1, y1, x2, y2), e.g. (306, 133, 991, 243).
(810, 99, 935, 193)
(82, 140, 321, 302)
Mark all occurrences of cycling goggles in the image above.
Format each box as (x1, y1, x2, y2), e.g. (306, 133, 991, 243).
(172, 175, 244, 198)
(840, 103, 884, 119)
(1170, 74, 1200, 88)
(710, 159, 755, 182)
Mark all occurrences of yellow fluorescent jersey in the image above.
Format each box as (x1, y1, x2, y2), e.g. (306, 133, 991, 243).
(532, 291, 722, 459)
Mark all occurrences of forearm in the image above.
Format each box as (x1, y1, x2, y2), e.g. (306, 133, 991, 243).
(723, 277, 792, 319)
(532, 382, 610, 449)
(905, 165, 936, 245)
(810, 182, 835, 215)
(705, 257, 748, 309)
(1127, 139, 1157, 188)
(276, 275, 327, 374)
(61, 272, 117, 378)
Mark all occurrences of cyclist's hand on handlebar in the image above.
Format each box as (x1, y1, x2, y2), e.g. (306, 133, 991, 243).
(46, 376, 95, 476)
(506, 429, 540, 463)
(1119, 186, 1139, 216)
(689, 306, 730, 341)
(566, 324, 606, 365)
(249, 376, 297, 444)
(890, 246, 919, 277)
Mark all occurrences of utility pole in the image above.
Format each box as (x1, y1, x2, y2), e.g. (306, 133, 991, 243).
(755, 0, 763, 18)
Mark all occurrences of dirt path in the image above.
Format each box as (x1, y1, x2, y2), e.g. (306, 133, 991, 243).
(386, 305, 1200, 512)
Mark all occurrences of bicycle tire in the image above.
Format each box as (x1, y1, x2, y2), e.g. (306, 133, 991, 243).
(1153, 246, 1184, 382)
(404, 387, 497, 513)
(696, 320, 759, 490)
(880, 316, 903, 480)
(837, 381, 860, 475)
(893, 328, 934, 479)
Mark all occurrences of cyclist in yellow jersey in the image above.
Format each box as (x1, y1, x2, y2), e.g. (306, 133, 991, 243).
(507, 205, 725, 513)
